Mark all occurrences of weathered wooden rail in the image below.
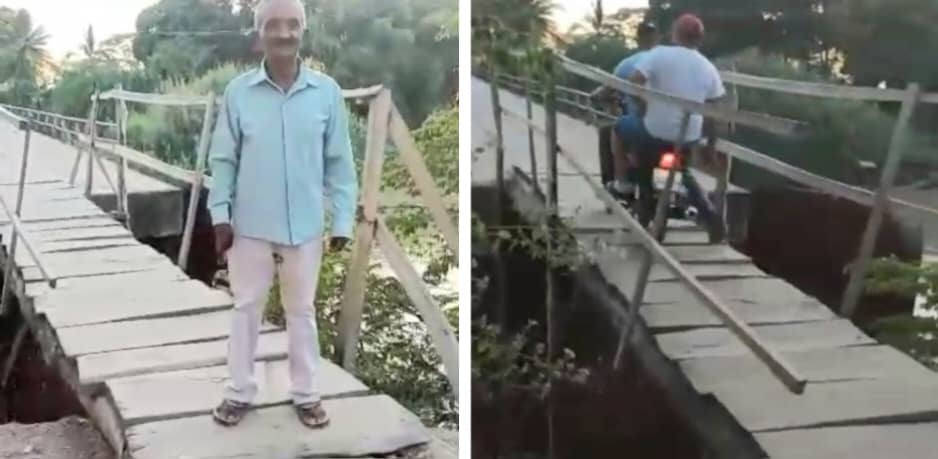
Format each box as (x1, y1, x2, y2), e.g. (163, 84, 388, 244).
(474, 47, 938, 457)
(0, 81, 458, 458)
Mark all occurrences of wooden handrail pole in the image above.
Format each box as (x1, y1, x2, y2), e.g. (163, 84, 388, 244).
(336, 89, 391, 371)
(840, 83, 921, 318)
(178, 92, 217, 270)
(1, 127, 33, 315)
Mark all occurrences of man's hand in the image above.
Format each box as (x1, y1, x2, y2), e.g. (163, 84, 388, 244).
(214, 223, 234, 259)
(329, 237, 350, 252)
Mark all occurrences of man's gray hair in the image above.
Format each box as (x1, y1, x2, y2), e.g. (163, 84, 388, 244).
(254, 0, 307, 31)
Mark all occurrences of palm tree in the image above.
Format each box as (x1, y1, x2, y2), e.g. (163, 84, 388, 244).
(80, 25, 115, 62)
(4, 10, 54, 102)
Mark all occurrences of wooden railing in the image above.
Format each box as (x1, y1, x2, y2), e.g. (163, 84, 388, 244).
(1, 84, 459, 397)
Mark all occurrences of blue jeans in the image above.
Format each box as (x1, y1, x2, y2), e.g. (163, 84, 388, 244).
(613, 115, 714, 227)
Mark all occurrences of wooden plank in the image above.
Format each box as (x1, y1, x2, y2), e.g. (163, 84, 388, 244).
(57, 309, 277, 357)
(643, 277, 815, 306)
(0, 203, 103, 223)
(109, 358, 369, 425)
(597, 254, 768, 284)
(36, 279, 231, 327)
(640, 299, 834, 331)
(1, 216, 119, 232)
(755, 423, 938, 459)
(575, 230, 710, 253)
(78, 332, 288, 384)
(17, 244, 169, 277)
(664, 245, 751, 264)
(20, 254, 168, 282)
(5, 225, 130, 243)
(388, 104, 458, 255)
(126, 395, 429, 459)
(376, 218, 458, 395)
(25, 269, 187, 297)
(655, 319, 875, 360)
(679, 345, 936, 395)
(714, 378, 938, 432)
(39, 237, 138, 253)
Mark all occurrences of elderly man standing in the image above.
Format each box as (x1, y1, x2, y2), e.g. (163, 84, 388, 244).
(207, 0, 357, 428)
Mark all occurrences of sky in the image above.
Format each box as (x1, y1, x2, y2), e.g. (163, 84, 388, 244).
(1, 0, 159, 60)
(1, 0, 652, 60)
(551, 0, 648, 31)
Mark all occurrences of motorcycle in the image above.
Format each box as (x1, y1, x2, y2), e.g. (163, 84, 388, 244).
(600, 125, 699, 236)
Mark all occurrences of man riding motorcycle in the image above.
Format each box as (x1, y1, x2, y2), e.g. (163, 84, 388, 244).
(609, 14, 726, 242)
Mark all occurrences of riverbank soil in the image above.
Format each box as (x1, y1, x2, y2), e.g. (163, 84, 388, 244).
(1, 309, 112, 459)
(0, 417, 114, 459)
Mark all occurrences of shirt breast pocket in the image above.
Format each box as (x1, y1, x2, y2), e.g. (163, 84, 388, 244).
(303, 111, 329, 151)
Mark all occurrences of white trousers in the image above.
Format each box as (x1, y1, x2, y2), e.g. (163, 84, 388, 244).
(223, 235, 323, 405)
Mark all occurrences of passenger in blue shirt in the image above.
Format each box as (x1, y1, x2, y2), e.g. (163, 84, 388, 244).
(208, 0, 357, 430)
(591, 22, 660, 196)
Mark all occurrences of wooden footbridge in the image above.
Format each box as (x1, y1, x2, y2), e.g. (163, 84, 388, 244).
(0, 83, 457, 458)
(473, 50, 938, 458)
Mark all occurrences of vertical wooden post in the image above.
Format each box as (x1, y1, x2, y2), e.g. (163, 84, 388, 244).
(178, 92, 217, 270)
(841, 83, 920, 319)
(335, 89, 392, 371)
(713, 64, 738, 226)
(543, 62, 560, 459)
(84, 93, 99, 198)
(614, 112, 691, 368)
(0, 127, 32, 316)
(523, 68, 539, 191)
(488, 44, 508, 328)
(115, 86, 129, 224)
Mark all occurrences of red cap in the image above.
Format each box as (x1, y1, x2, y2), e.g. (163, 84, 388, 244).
(673, 13, 705, 45)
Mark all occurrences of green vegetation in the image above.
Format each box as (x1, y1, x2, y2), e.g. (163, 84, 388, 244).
(866, 258, 938, 370)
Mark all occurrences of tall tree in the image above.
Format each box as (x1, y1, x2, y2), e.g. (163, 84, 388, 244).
(647, 0, 831, 63)
(0, 9, 54, 104)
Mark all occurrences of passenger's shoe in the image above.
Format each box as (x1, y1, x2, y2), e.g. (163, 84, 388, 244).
(605, 180, 634, 202)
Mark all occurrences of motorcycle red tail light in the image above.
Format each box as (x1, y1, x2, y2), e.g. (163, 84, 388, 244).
(659, 152, 679, 170)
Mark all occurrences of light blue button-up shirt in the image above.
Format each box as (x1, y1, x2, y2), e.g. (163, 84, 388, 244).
(207, 64, 358, 246)
(613, 48, 653, 114)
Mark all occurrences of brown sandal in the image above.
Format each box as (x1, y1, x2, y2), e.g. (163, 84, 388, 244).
(295, 401, 330, 429)
(212, 399, 251, 426)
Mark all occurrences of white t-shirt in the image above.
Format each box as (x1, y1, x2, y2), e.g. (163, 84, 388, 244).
(633, 45, 726, 143)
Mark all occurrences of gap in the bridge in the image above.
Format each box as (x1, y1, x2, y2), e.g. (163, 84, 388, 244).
(733, 187, 920, 326)
(0, 302, 86, 424)
(471, 185, 705, 459)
